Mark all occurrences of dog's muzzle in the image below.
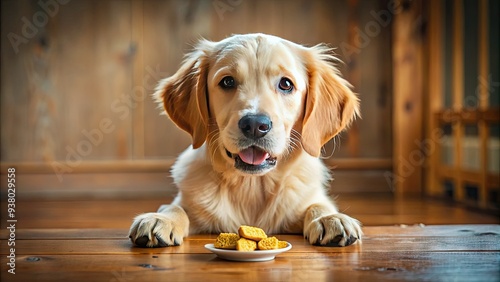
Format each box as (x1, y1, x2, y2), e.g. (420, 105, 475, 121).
(225, 114, 277, 174)
(225, 146, 277, 174)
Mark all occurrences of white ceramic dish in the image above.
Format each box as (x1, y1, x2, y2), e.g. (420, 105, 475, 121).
(204, 243, 292, 262)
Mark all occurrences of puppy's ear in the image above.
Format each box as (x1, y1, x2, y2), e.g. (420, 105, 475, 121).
(154, 41, 212, 149)
(301, 45, 360, 157)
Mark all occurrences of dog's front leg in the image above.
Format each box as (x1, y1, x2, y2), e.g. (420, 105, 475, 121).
(128, 204, 190, 247)
(303, 204, 362, 247)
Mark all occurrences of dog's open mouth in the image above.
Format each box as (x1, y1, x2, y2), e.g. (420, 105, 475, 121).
(225, 146, 277, 173)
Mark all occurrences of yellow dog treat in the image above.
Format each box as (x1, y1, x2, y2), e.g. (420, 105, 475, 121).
(236, 238, 257, 251)
(278, 240, 289, 249)
(257, 236, 279, 250)
(214, 233, 240, 249)
(238, 225, 267, 241)
(214, 226, 288, 252)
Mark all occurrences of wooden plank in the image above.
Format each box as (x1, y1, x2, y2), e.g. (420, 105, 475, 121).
(0, 172, 177, 200)
(355, 0, 393, 159)
(437, 108, 500, 123)
(1, 232, 499, 256)
(376, 0, 395, 159)
(131, 0, 145, 159)
(0, 169, 393, 200)
(141, 0, 208, 159)
(452, 0, 464, 111)
(477, 121, 490, 208)
(52, 1, 135, 161)
(1, 252, 499, 282)
(1, 0, 394, 168)
(0, 229, 128, 240)
(309, 158, 391, 170)
(0, 160, 176, 174)
(439, 165, 499, 185)
(451, 0, 465, 202)
(329, 170, 394, 194)
(0, 158, 391, 175)
(392, 0, 424, 195)
(425, 0, 444, 197)
(478, 0, 490, 208)
(478, 0, 489, 109)
(0, 1, 22, 160)
(344, 0, 361, 158)
(2, 194, 498, 232)
(5, 230, 500, 282)
(2, 225, 498, 240)
(453, 123, 465, 203)
(0, 199, 170, 229)
(0, 160, 393, 199)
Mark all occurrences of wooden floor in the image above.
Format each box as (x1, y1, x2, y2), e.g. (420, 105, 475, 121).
(1, 193, 499, 281)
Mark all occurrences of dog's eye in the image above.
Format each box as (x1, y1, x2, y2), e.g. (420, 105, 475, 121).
(219, 76, 236, 89)
(278, 77, 294, 93)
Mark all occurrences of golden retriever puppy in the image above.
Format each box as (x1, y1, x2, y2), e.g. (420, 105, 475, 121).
(129, 33, 362, 247)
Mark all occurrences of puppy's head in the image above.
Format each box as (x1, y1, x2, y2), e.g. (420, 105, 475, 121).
(155, 34, 359, 175)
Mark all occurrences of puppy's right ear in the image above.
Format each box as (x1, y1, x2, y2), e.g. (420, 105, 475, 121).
(154, 41, 212, 149)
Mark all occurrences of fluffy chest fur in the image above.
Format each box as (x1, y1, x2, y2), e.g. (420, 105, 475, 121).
(171, 144, 334, 235)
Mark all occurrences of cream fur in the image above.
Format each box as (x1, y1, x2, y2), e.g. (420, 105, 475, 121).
(128, 34, 362, 248)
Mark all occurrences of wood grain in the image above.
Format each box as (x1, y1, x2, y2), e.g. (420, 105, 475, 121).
(0, 226, 498, 282)
(1, 252, 498, 282)
(392, 0, 424, 194)
(1, 195, 498, 230)
(1, 0, 393, 168)
(425, 0, 444, 198)
(0, 192, 498, 281)
(452, 0, 465, 202)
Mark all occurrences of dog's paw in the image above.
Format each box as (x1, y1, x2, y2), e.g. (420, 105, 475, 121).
(128, 213, 187, 248)
(304, 213, 362, 247)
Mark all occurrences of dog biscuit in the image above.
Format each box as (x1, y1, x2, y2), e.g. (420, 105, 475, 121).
(278, 240, 289, 249)
(238, 225, 267, 241)
(236, 238, 257, 251)
(257, 236, 279, 250)
(214, 233, 240, 249)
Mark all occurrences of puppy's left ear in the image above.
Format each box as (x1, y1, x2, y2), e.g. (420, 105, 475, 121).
(301, 45, 360, 157)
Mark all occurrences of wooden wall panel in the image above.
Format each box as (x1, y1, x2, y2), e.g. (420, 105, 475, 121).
(392, 0, 424, 194)
(141, 0, 212, 159)
(355, 0, 393, 158)
(1, 0, 394, 179)
(1, 1, 36, 162)
(1, 0, 135, 162)
(54, 1, 134, 161)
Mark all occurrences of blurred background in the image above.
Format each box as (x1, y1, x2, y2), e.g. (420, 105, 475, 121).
(0, 0, 498, 212)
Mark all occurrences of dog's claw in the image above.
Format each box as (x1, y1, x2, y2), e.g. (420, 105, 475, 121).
(134, 236, 150, 247)
(156, 235, 168, 247)
(313, 235, 358, 247)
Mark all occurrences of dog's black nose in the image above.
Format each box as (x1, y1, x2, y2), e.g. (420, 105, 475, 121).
(238, 114, 272, 139)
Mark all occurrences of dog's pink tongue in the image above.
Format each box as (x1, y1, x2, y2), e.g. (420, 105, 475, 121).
(238, 147, 269, 165)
